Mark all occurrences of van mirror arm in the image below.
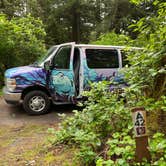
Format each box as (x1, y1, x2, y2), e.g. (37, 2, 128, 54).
(44, 60, 52, 71)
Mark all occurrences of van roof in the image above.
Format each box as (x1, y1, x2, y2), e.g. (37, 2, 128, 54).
(75, 44, 142, 50)
(53, 43, 143, 50)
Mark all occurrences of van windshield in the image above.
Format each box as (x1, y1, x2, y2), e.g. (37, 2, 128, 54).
(33, 46, 57, 66)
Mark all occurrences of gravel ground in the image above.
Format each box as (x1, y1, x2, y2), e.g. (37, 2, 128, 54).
(0, 96, 74, 126)
(0, 96, 75, 165)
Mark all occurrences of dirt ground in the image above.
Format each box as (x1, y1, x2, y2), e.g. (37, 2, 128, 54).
(0, 96, 75, 166)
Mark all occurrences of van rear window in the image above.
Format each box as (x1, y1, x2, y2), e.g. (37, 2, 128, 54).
(85, 49, 119, 68)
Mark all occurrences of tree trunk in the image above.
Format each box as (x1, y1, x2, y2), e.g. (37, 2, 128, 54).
(72, 0, 80, 43)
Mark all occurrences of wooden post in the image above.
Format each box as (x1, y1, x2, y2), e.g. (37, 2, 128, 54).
(132, 107, 151, 163)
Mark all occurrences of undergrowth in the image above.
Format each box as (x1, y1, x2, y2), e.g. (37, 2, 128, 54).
(48, 82, 166, 165)
(0, 89, 2, 96)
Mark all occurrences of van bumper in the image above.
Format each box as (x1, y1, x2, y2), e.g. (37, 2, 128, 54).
(3, 87, 22, 105)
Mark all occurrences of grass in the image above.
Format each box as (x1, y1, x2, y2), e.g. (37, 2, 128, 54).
(0, 124, 77, 165)
(0, 124, 47, 164)
(0, 88, 2, 96)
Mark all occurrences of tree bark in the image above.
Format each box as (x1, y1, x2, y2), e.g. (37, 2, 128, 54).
(72, 0, 80, 43)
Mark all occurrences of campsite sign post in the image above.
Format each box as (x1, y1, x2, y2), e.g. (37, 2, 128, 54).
(132, 107, 151, 162)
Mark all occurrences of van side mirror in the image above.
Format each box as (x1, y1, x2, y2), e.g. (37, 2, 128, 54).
(44, 60, 52, 71)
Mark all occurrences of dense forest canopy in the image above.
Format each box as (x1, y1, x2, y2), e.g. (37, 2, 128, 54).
(0, 0, 165, 89)
(0, 0, 162, 45)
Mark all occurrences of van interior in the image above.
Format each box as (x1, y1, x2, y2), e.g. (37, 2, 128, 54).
(73, 48, 80, 96)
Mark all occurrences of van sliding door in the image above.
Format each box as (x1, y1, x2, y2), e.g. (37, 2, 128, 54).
(83, 48, 120, 90)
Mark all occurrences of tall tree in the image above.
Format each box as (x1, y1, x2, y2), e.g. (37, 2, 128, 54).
(45, 0, 95, 44)
(0, 0, 162, 44)
(0, 0, 27, 17)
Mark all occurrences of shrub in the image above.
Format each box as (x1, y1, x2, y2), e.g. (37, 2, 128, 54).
(0, 14, 46, 87)
(49, 81, 133, 165)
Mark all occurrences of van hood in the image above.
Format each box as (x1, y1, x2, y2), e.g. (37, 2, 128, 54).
(5, 66, 45, 78)
(5, 66, 47, 90)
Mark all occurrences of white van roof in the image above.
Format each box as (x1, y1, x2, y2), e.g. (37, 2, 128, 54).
(53, 43, 143, 50)
(75, 44, 142, 50)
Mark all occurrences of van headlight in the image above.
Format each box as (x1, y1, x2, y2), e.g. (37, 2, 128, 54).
(6, 78, 16, 91)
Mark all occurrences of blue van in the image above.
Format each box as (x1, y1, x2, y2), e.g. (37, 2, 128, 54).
(3, 42, 136, 114)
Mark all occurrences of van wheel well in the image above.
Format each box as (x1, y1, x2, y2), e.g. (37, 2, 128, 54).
(21, 86, 51, 100)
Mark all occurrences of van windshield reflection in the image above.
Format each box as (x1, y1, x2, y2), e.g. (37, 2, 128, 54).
(33, 46, 57, 66)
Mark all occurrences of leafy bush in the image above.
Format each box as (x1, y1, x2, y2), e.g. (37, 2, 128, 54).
(96, 132, 166, 166)
(0, 14, 46, 87)
(125, 0, 166, 100)
(91, 32, 133, 46)
(96, 131, 135, 166)
(49, 82, 132, 165)
(49, 81, 166, 165)
(149, 133, 166, 165)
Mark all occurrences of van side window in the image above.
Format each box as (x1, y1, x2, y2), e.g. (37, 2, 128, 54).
(86, 49, 119, 68)
(53, 46, 71, 69)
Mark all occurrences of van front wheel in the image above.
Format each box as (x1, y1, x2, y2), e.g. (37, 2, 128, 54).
(23, 90, 50, 115)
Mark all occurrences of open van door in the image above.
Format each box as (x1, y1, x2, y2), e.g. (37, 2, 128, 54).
(49, 42, 76, 103)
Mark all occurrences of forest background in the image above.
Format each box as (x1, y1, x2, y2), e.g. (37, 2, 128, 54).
(0, 0, 165, 87)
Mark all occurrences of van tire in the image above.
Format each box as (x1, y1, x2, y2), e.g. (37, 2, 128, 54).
(23, 90, 50, 115)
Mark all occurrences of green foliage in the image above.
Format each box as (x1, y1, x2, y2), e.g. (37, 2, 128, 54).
(96, 131, 135, 166)
(1, 0, 161, 44)
(49, 82, 132, 165)
(0, 89, 2, 96)
(91, 32, 133, 46)
(130, 0, 151, 5)
(46, 0, 100, 44)
(49, 81, 166, 165)
(96, 132, 166, 166)
(92, 0, 166, 101)
(0, 0, 27, 17)
(120, 86, 166, 112)
(107, 132, 135, 161)
(0, 14, 46, 86)
(124, 1, 166, 100)
(149, 133, 166, 165)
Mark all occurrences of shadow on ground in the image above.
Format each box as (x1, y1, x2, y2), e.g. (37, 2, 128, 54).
(0, 96, 81, 126)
